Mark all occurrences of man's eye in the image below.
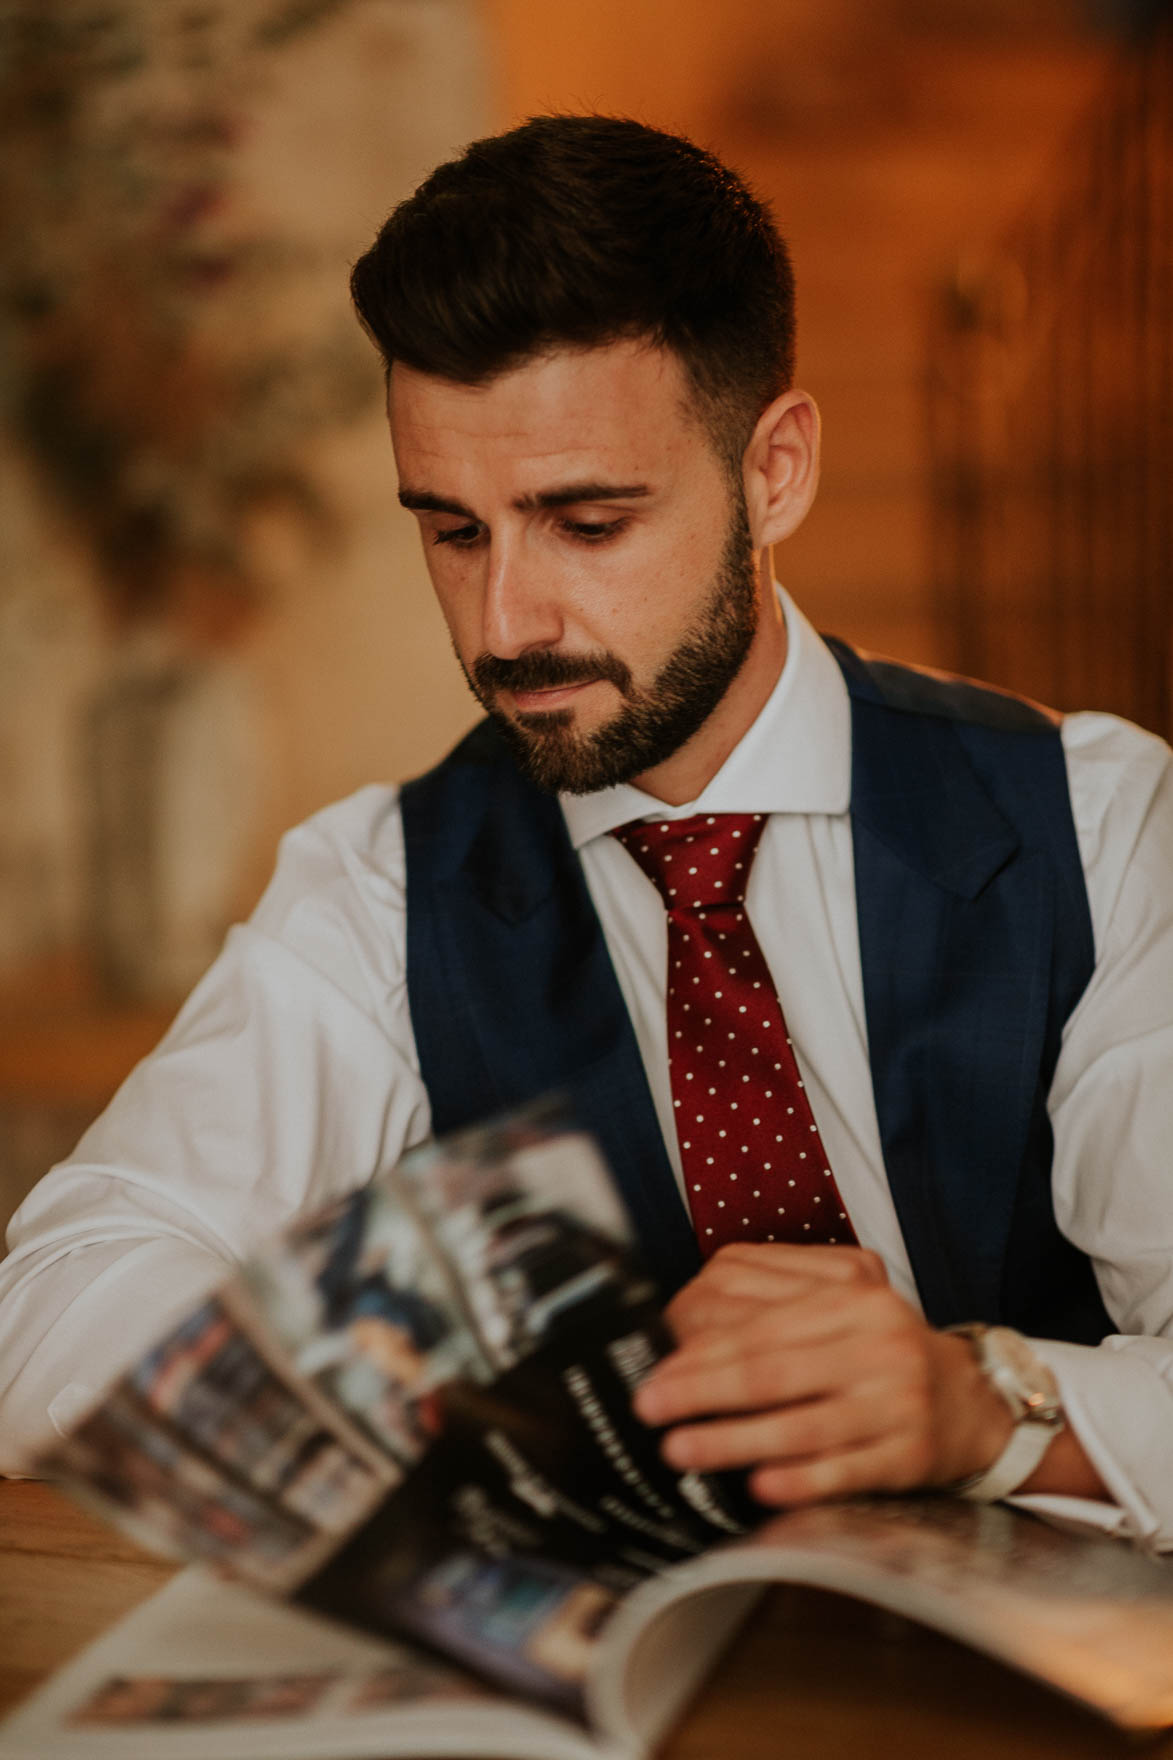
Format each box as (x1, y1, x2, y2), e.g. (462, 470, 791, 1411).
(562, 518, 628, 543)
(432, 523, 483, 547)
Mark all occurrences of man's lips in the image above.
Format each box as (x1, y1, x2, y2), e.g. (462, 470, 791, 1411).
(507, 680, 602, 713)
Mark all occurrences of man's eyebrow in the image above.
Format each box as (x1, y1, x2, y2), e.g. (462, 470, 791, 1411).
(397, 489, 475, 517)
(518, 482, 651, 511)
(397, 483, 650, 517)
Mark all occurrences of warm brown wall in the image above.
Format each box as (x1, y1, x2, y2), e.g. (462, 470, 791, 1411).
(481, 0, 1109, 665)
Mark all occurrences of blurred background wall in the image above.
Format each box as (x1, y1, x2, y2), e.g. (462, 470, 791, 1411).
(0, 0, 1169, 1229)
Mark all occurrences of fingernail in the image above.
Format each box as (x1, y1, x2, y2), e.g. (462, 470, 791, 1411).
(662, 1428, 694, 1467)
(633, 1381, 665, 1422)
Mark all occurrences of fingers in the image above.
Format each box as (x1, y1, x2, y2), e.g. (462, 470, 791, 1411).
(749, 1434, 937, 1506)
(667, 1242, 888, 1343)
(636, 1279, 945, 1505)
(700, 1242, 889, 1286)
(648, 1283, 918, 1419)
(659, 1379, 933, 1488)
(668, 1290, 773, 1337)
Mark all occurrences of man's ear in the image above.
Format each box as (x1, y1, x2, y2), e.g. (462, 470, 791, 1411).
(742, 390, 821, 548)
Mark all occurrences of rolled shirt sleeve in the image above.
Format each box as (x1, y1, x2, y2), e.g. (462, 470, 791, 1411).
(1016, 716, 1173, 1548)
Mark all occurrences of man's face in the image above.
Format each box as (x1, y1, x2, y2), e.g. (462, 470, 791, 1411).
(388, 340, 776, 797)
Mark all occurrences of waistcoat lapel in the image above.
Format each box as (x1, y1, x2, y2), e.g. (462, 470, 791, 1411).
(848, 697, 1036, 1322)
(831, 642, 1097, 1330)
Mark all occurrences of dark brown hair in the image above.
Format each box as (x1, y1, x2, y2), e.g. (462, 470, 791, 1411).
(350, 114, 796, 466)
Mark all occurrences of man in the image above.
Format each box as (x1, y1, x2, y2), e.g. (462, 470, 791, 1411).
(2, 118, 1171, 1542)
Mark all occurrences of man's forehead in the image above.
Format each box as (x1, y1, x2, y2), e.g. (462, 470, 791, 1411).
(388, 339, 691, 426)
(386, 340, 703, 485)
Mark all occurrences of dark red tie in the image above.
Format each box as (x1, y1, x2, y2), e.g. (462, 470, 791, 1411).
(613, 812, 856, 1257)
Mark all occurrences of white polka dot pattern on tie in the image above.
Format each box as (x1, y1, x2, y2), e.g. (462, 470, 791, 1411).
(613, 812, 856, 1257)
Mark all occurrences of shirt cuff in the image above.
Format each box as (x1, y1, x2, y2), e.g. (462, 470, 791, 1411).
(1017, 1336, 1173, 1553)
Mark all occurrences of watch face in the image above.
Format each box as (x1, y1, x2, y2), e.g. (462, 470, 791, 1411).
(987, 1327, 1062, 1421)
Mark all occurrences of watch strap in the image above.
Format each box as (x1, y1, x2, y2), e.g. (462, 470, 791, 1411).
(948, 1323, 1065, 1502)
(953, 1414, 1059, 1502)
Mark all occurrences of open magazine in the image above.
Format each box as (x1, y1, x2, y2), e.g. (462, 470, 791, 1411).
(4, 1101, 1173, 1759)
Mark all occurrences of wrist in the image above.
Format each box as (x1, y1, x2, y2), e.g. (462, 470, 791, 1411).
(930, 1329, 1016, 1487)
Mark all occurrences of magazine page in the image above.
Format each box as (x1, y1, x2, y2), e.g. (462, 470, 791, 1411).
(0, 1567, 623, 1760)
(589, 1496, 1173, 1736)
(34, 1100, 753, 1729)
(35, 1287, 395, 1592)
(268, 1102, 754, 1722)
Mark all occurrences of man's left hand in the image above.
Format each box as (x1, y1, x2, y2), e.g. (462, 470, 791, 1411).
(633, 1243, 1018, 1506)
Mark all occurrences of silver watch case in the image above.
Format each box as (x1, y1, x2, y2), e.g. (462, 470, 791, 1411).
(947, 1323, 1065, 1501)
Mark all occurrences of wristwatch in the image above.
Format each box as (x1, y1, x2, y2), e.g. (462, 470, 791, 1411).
(946, 1323, 1066, 1502)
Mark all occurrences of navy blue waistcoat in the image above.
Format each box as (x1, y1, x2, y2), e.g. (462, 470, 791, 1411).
(400, 643, 1113, 1344)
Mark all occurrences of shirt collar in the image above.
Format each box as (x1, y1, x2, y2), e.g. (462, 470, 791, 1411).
(561, 587, 851, 851)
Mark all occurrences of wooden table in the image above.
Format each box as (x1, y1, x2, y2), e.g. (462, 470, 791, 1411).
(2, 1479, 1171, 1759)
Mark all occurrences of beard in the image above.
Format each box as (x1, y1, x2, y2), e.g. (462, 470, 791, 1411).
(461, 494, 760, 795)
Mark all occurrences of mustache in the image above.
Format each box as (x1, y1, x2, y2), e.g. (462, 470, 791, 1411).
(471, 648, 633, 698)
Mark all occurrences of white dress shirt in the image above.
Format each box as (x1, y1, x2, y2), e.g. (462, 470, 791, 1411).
(2, 594, 1172, 1548)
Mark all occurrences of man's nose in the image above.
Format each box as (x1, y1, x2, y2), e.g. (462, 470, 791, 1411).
(480, 535, 564, 658)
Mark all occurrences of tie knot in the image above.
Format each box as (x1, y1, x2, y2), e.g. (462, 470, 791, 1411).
(613, 812, 766, 910)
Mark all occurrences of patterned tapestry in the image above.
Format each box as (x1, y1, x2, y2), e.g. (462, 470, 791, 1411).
(0, 0, 487, 996)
